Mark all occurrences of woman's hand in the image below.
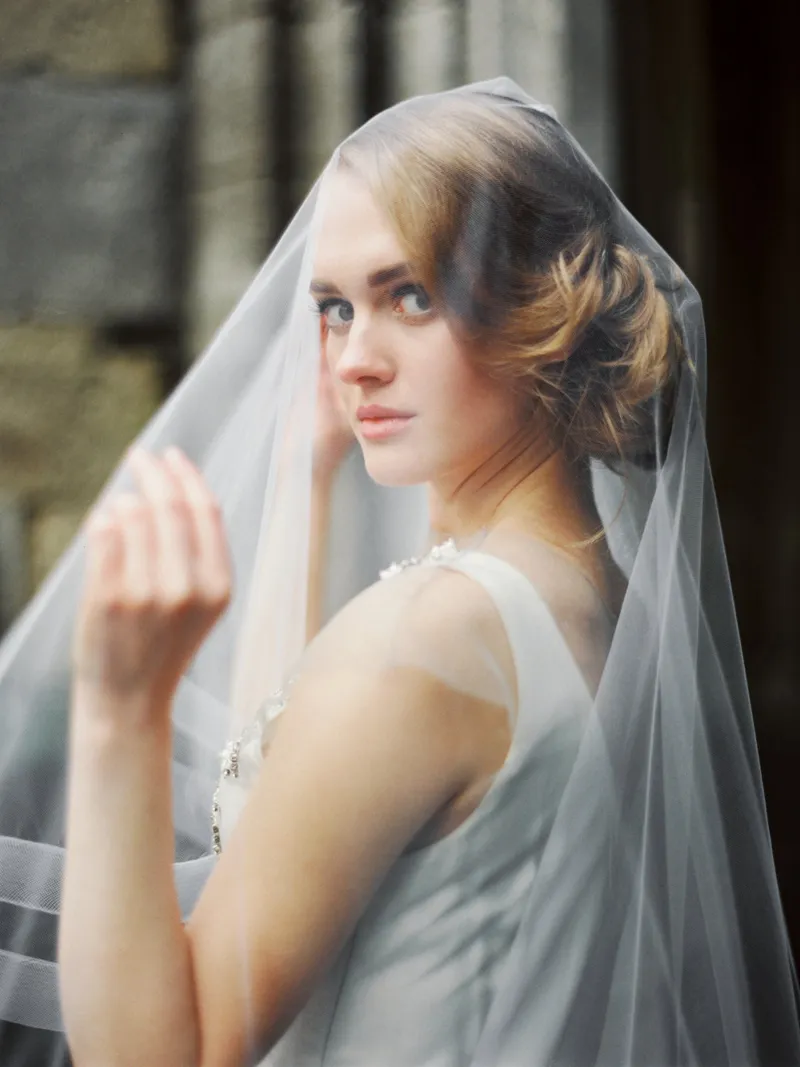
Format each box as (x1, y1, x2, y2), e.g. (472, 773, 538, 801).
(313, 353, 355, 484)
(72, 447, 232, 721)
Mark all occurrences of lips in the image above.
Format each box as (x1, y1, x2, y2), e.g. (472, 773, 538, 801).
(356, 405, 414, 421)
(356, 407, 415, 441)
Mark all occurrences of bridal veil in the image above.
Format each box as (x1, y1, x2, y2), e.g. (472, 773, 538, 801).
(0, 78, 798, 1065)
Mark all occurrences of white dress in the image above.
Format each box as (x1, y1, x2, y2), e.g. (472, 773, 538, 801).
(214, 547, 603, 1066)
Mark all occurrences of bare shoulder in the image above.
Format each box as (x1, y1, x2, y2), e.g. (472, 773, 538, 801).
(301, 558, 517, 711)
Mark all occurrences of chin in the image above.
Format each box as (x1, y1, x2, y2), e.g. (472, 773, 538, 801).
(360, 445, 432, 488)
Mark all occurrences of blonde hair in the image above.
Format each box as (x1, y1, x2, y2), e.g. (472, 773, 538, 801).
(341, 94, 684, 468)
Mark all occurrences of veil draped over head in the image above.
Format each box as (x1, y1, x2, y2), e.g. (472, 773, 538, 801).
(1, 78, 799, 1065)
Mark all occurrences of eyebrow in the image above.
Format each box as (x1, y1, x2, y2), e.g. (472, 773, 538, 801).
(309, 262, 412, 296)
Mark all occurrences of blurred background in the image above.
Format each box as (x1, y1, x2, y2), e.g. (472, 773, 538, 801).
(0, 0, 797, 998)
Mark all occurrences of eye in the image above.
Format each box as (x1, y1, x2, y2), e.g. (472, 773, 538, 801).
(392, 284, 433, 318)
(317, 298, 353, 330)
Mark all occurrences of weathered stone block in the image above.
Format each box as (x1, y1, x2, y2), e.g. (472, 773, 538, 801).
(465, 0, 503, 82)
(194, 0, 267, 36)
(392, 0, 459, 101)
(49, 352, 163, 508)
(192, 16, 270, 189)
(37, 355, 160, 580)
(0, 80, 181, 321)
(295, 0, 360, 184)
(0, 0, 174, 79)
(188, 179, 271, 354)
(0, 327, 95, 497)
(466, 0, 567, 119)
(29, 506, 85, 592)
(0, 325, 162, 508)
(502, 0, 568, 119)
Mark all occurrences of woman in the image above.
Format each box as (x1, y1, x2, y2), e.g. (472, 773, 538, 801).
(2, 80, 798, 1065)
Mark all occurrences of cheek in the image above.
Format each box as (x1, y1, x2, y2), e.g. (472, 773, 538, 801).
(418, 324, 475, 393)
(433, 342, 491, 409)
(436, 349, 523, 435)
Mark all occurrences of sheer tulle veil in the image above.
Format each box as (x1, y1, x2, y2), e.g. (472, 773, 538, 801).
(1, 77, 798, 1065)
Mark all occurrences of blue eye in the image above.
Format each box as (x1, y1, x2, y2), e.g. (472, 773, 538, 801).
(393, 284, 432, 317)
(317, 298, 353, 329)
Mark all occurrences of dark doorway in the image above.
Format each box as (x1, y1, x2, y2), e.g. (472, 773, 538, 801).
(614, 0, 800, 955)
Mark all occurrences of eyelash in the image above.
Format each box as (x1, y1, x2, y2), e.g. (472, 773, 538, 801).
(314, 296, 347, 319)
(314, 284, 432, 327)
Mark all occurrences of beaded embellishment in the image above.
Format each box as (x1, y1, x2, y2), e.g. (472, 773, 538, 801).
(212, 538, 461, 853)
(211, 681, 293, 855)
(379, 537, 458, 580)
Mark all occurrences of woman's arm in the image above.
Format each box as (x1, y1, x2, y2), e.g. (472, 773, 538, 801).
(305, 477, 334, 644)
(59, 448, 508, 1067)
(186, 654, 485, 1065)
(60, 691, 199, 1067)
(306, 352, 354, 643)
(59, 446, 234, 1067)
(62, 637, 485, 1067)
(190, 566, 512, 1066)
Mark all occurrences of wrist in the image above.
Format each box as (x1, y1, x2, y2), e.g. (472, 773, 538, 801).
(70, 678, 172, 738)
(313, 438, 353, 488)
(311, 466, 337, 495)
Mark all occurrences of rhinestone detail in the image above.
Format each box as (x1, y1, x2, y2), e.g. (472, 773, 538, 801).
(379, 537, 458, 580)
(211, 681, 293, 855)
(212, 541, 460, 853)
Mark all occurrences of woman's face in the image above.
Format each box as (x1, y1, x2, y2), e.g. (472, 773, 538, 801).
(311, 167, 526, 489)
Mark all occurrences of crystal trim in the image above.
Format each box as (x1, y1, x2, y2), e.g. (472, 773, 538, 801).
(212, 539, 460, 853)
(379, 537, 458, 580)
(211, 680, 293, 855)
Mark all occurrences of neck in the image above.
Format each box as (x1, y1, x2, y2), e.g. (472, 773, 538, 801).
(426, 430, 601, 550)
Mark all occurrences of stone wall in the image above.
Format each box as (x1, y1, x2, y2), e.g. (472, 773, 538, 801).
(186, 0, 360, 355)
(187, 0, 272, 354)
(0, 0, 179, 631)
(0, 0, 619, 634)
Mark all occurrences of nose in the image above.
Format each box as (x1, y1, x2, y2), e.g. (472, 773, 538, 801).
(333, 319, 395, 387)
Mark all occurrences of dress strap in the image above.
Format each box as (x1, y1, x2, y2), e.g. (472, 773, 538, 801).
(441, 550, 593, 751)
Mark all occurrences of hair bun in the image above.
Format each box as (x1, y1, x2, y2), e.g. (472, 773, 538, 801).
(560, 239, 684, 467)
(484, 233, 684, 468)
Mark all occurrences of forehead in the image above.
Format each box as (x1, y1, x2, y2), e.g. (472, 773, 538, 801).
(312, 168, 404, 285)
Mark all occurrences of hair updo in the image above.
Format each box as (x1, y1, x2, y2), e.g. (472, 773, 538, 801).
(340, 93, 685, 468)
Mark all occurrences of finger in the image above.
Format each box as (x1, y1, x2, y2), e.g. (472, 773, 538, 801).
(113, 493, 156, 605)
(317, 350, 349, 424)
(163, 448, 232, 607)
(84, 508, 124, 603)
(318, 346, 332, 389)
(127, 449, 195, 601)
